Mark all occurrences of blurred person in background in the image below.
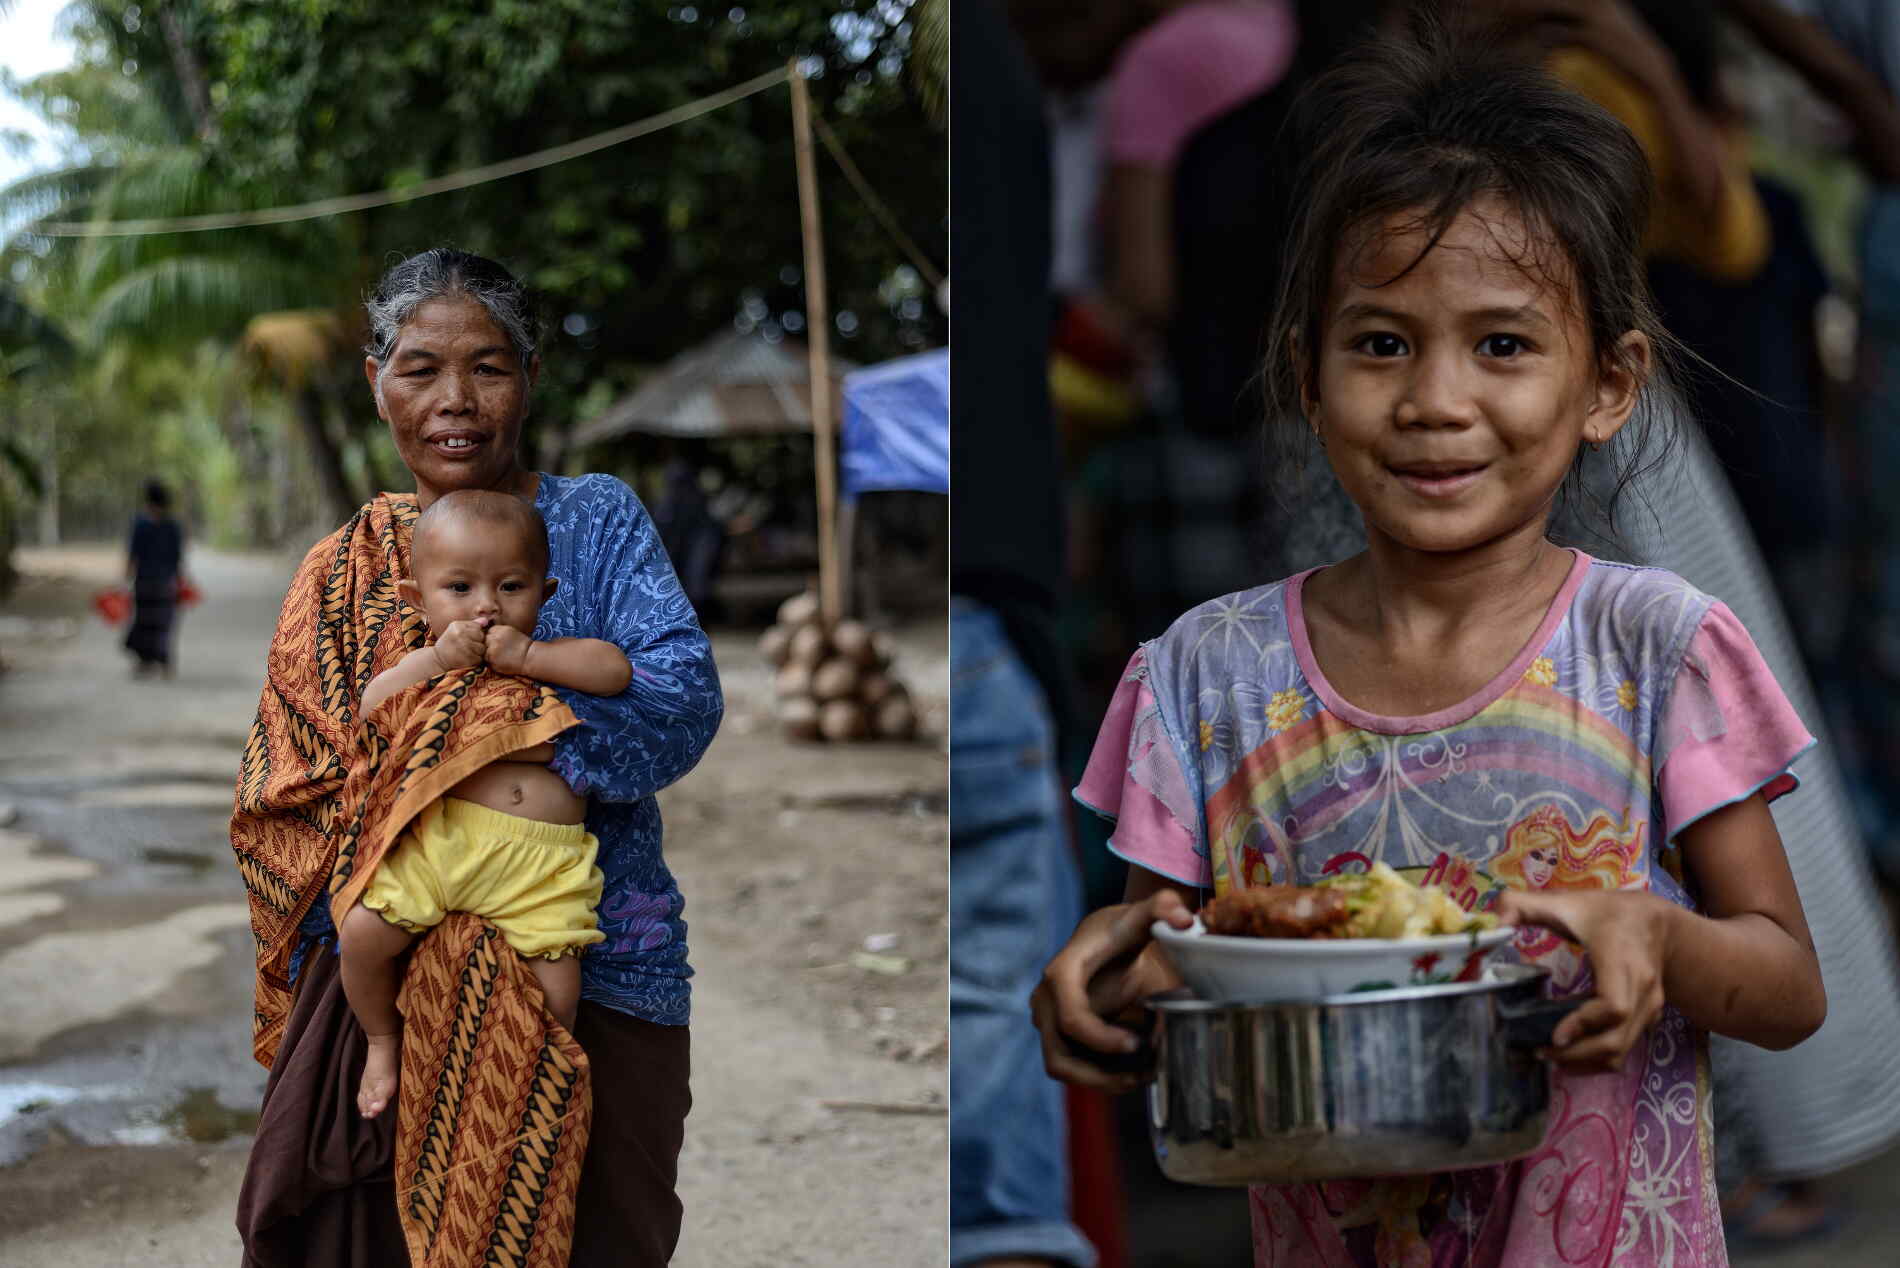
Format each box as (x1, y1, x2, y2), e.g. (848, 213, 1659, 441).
(1722, 0, 1900, 889)
(653, 454, 721, 617)
(124, 478, 190, 679)
(950, 2, 1101, 1265)
(1027, 0, 1392, 719)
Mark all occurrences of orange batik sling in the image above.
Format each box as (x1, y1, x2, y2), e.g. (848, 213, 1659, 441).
(231, 493, 594, 1268)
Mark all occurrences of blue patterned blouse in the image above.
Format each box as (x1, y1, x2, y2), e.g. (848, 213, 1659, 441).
(296, 472, 724, 1026)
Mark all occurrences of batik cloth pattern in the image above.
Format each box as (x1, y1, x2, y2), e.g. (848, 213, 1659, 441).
(1076, 551, 1815, 1267)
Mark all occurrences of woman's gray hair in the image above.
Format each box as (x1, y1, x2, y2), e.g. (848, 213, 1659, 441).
(363, 249, 542, 378)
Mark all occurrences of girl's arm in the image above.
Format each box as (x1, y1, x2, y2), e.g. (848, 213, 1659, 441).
(1661, 792, 1824, 1046)
(1497, 792, 1824, 1069)
(1030, 864, 1199, 1093)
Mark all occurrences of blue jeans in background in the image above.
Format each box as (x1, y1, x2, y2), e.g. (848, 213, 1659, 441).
(950, 599, 1097, 1268)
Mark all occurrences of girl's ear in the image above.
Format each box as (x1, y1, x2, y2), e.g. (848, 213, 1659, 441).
(1289, 330, 1321, 426)
(398, 577, 421, 611)
(1586, 330, 1652, 444)
(543, 576, 559, 603)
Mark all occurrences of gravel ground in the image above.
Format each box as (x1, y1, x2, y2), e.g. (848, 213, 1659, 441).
(0, 542, 947, 1267)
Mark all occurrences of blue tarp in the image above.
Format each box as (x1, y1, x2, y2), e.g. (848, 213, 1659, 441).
(840, 347, 948, 497)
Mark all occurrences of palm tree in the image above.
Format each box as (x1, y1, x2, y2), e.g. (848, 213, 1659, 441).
(0, 4, 370, 529)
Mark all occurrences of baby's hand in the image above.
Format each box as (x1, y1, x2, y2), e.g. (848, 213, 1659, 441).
(484, 625, 535, 677)
(1493, 887, 1671, 1073)
(433, 619, 488, 670)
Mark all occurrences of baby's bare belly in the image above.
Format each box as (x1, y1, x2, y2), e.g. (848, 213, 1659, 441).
(449, 745, 585, 824)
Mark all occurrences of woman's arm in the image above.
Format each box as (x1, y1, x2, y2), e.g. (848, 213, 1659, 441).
(547, 479, 723, 803)
(1496, 792, 1825, 1069)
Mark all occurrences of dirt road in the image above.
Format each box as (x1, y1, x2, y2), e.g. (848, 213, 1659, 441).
(0, 543, 947, 1266)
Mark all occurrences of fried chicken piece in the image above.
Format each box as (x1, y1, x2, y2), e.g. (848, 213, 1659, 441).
(1201, 884, 1352, 939)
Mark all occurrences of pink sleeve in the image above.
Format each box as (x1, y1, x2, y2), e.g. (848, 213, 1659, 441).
(1656, 602, 1816, 840)
(1075, 649, 1210, 888)
(1101, 0, 1298, 166)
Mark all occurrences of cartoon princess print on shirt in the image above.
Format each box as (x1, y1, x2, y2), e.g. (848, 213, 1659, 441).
(1490, 804, 1645, 989)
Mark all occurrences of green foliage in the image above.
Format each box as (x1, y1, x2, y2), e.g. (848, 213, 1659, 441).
(0, 0, 943, 557)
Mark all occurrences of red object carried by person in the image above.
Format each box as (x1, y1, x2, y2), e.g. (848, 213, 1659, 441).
(176, 579, 202, 605)
(91, 588, 131, 624)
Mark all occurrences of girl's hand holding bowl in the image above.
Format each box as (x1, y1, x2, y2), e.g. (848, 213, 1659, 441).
(1493, 887, 1670, 1073)
(1031, 888, 1193, 1093)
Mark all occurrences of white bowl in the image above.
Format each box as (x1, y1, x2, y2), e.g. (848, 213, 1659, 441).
(1152, 917, 1516, 1002)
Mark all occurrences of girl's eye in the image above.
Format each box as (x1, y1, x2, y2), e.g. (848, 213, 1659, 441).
(501, 581, 522, 592)
(1354, 332, 1407, 357)
(1480, 334, 1527, 358)
(448, 582, 469, 593)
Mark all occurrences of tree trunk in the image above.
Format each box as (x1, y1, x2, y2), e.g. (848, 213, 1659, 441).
(216, 392, 276, 545)
(157, 8, 218, 142)
(295, 386, 359, 526)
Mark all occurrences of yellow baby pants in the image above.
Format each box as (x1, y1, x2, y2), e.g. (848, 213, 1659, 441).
(361, 797, 605, 959)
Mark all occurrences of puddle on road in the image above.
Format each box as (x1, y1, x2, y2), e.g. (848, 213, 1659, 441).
(0, 1081, 84, 1121)
(2, 1083, 258, 1160)
(139, 846, 218, 872)
(164, 1086, 258, 1143)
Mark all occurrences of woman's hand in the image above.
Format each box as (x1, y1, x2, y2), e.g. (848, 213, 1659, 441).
(1492, 887, 1674, 1072)
(433, 619, 489, 670)
(1029, 889, 1194, 1093)
(484, 625, 534, 676)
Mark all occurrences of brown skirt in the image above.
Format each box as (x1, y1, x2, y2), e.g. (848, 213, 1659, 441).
(236, 943, 691, 1267)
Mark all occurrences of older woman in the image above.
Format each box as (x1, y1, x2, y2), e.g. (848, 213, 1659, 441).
(231, 248, 722, 1268)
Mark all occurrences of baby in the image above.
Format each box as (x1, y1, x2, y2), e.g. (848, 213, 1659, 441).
(338, 488, 632, 1118)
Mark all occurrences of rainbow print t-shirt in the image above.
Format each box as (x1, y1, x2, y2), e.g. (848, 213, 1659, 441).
(1076, 551, 1813, 1267)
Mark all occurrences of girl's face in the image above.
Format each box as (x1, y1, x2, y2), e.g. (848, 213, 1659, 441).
(1308, 199, 1648, 561)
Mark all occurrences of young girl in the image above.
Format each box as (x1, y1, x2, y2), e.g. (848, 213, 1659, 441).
(1030, 33, 1826, 1267)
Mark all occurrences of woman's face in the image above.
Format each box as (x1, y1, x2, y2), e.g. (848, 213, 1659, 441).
(365, 295, 538, 508)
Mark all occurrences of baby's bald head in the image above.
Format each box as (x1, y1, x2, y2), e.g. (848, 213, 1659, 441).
(403, 490, 555, 637)
(411, 489, 548, 577)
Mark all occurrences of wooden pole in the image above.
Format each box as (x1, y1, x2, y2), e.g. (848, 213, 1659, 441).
(789, 59, 843, 628)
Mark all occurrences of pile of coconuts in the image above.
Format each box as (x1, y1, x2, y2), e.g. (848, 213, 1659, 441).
(761, 590, 918, 743)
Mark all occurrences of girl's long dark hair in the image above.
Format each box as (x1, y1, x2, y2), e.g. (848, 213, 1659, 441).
(1262, 25, 1685, 545)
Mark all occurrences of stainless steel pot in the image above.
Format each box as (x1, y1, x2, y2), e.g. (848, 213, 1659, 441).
(1143, 965, 1581, 1186)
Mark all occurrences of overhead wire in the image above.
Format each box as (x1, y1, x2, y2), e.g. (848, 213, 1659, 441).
(34, 67, 791, 237)
(29, 63, 946, 297)
(811, 113, 944, 291)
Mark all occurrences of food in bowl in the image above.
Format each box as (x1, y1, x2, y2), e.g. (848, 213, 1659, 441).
(1202, 862, 1500, 941)
(1154, 864, 1512, 1000)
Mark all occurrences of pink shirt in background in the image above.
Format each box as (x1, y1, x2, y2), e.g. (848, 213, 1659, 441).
(1102, 0, 1298, 167)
